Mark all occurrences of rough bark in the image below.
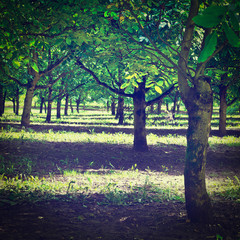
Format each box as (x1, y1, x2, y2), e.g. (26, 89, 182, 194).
(46, 87, 53, 123)
(133, 81, 148, 152)
(184, 79, 213, 223)
(219, 85, 227, 136)
(21, 86, 35, 126)
(177, 0, 213, 223)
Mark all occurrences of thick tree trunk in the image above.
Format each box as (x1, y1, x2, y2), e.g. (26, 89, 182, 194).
(46, 87, 53, 123)
(133, 82, 148, 152)
(64, 94, 69, 116)
(184, 80, 213, 223)
(219, 85, 227, 137)
(117, 97, 124, 125)
(21, 86, 35, 126)
(57, 98, 61, 119)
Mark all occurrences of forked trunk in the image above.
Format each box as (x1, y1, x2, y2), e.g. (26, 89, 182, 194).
(21, 86, 35, 126)
(133, 82, 148, 152)
(184, 80, 213, 223)
(219, 85, 227, 137)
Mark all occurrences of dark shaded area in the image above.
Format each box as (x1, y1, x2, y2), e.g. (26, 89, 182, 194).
(0, 122, 240, 137)
(0, 123, 240, 239)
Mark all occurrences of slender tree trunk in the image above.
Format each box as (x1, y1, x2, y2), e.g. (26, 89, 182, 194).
(133, 81, 148, 152)
(40, 97, 45, 114)
(157, 99, 162, 114)
(76, 98, 80, 113)
(111, 99, 115, 115)
(64, 94, 69, 116)
(219, 85, 227, 137)
(0, 86, 6, 116)
(70, 98, 73, 113)
(107, 100, 110, 112)
(166, 102, 169, 111)
(172, 91, 179, 119)
(12, 99, 16, 113)
(118, 97, 124, 125)
(46, 87, 53, 123)
(57, 98, 61, 119)
(184, 80, 213, 223)
(16, 87, 19, 116)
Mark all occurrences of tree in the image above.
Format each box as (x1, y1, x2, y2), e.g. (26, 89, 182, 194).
(104, 0, 240, 222)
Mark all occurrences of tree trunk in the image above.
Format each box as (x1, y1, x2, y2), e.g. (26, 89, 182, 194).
(172, 91, 179, 120)
(166, 102, 169, 111)
(184, 80, 213, 223)
(70, 98, 73, 113)
(12, 99, 16, 113)
(133, 81, 148, 152)
(0, 85, 5, 116)
(57, 98, 61, 119)
(157, 99, 162, 114)
(117, 97, 124, 125)
(40, 96, 45, 114)
(219, 85, 227, 137)
(46, 87, 53, 123)
(21, 86, 35, 126)
(16, 87, 19, 116)
(107, 100, 110, 112)
(76, 97, 81, 113)
(111, 99, 115, 115)
(150, 104, 154, 113)
(64, 94, 69, 116)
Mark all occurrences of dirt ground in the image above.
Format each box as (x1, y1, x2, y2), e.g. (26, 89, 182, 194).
(0, 123, 240, 240)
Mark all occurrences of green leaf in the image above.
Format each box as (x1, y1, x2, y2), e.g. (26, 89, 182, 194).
(6, 52, 13, 59)
(193, 14, 222, 28)
(30, 62, 39, 72)
(132, 81, 138, 88)
(193, 6, 226, 28)
(155, 85, 162, 94)
(229, 11, 239, 31)
(12, 59, 21, 69)
(223, 22, 240, 47)
(120, 82, 130, 89)
(29, 39, 35, 47)
(66, 37, 72, 45)
(198, 31, 217, 63)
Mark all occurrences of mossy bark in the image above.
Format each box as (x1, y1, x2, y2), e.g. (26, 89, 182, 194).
(184, 78, 213, 223)
(133, 81, 148, 152)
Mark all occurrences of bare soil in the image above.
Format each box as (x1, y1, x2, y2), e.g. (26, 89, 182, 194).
(0, 123, 240, 240)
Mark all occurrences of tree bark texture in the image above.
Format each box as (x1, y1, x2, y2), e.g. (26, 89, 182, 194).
(133, 82, 148, 152)
(21, 86, 35, 126)
(219, 85, 227, 136)
(184, 79, 213, 223)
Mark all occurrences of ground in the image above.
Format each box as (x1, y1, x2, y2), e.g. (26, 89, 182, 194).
(0, 123, 240, 240)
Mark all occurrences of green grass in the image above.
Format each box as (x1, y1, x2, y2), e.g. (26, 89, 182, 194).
(0, 105, 240, 206)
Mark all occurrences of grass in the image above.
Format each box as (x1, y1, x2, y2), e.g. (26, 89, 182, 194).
(0, 105, 240, 206)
